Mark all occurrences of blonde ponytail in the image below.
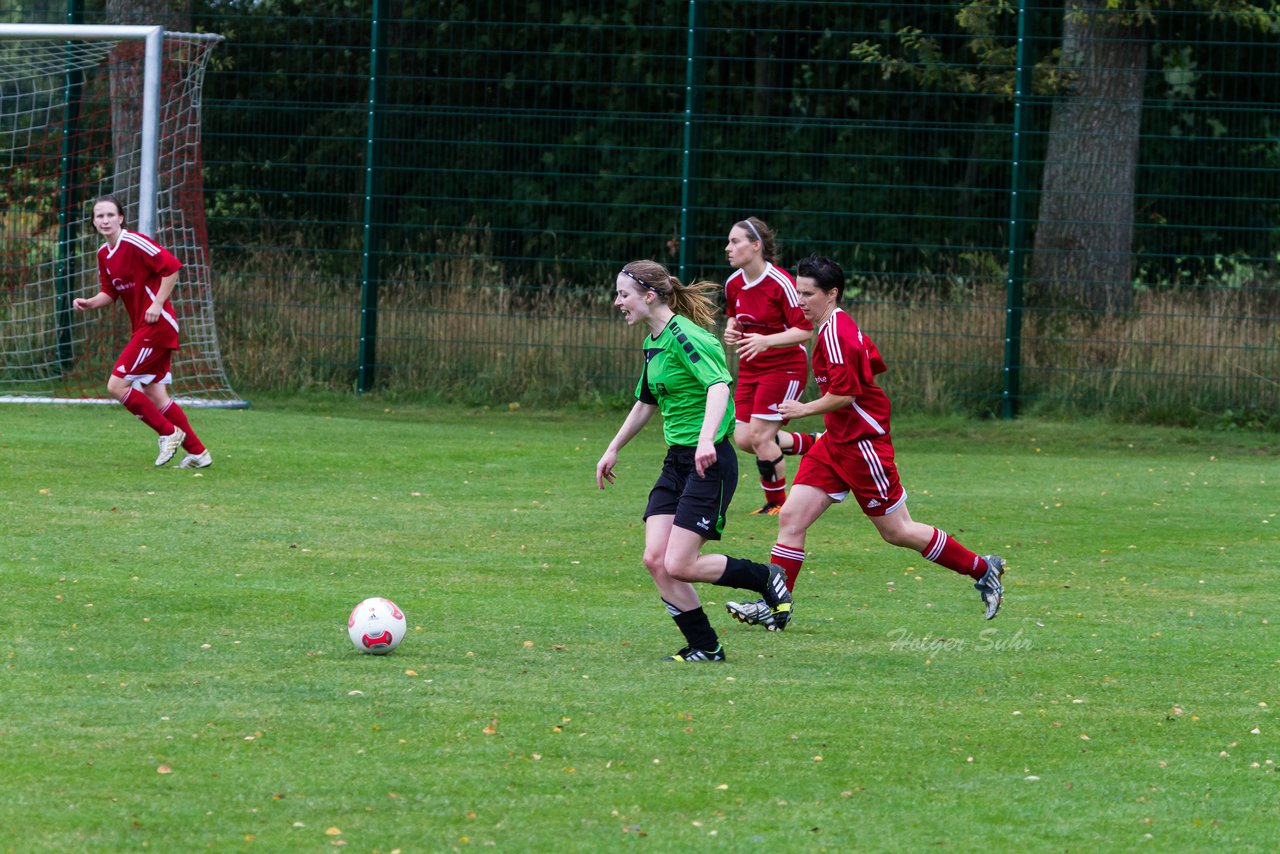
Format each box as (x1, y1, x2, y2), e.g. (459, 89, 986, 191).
(620, 260, 720, 329)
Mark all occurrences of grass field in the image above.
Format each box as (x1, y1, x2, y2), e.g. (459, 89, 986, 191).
(1, 397, 1277, 851)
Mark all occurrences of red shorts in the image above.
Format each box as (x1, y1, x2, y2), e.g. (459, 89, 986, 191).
(734, 369, 806, 422)
(113, 333, 174, 388)
(793, 433, 906, 517)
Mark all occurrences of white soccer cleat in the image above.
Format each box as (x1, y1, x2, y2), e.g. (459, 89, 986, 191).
(177, 450, 212, 469)
(155, 428, 186, 466)
(726, 598, 771, 626)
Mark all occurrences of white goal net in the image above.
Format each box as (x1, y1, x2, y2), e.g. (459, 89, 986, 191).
(0, 25, 245, 407)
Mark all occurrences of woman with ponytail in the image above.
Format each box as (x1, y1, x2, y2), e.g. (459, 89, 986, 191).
(723, 216, 819, 516)
(595, 260, 792, 662)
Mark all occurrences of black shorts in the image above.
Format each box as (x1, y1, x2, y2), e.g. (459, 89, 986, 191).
(643, 438, 739, 541)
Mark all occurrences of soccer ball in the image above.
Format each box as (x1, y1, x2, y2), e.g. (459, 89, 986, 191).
(347, 597, 407, 654)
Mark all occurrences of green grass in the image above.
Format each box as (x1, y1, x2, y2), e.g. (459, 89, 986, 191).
(1, 398, 1277, 851)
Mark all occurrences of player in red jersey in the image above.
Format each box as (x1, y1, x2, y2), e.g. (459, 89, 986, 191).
(722, 217, 820, 516)
(73, 196, 211, 468)
(725, 254, 1005, 624)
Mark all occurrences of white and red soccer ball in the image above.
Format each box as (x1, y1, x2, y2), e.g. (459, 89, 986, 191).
(347, 597, 407, 654)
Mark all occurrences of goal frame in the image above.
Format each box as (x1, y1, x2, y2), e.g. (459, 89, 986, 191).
(0, 23, 245, 408)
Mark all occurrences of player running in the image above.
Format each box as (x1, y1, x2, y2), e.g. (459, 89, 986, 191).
(724, 254, 1005, 625)
(596, 260, 792, 662)
(73, 195, 211, 468)
(722, 217, 820, 515)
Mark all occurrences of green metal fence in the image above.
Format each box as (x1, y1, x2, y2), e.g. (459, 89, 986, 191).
(9, 1, 1280, 426)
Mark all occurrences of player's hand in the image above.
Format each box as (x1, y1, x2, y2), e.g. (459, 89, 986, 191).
(596, 451, 618, 489)
(777, 399, 805, 420)
(72, 298, 90, 312)
(694, 438, 715, 478)
(144, 303, 162, 323)
(723, 322, 741, 346)
(736, 332, 768, 361)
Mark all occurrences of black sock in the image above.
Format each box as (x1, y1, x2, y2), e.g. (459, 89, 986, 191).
(713, 556, 770, 594)
(671, 606, 719, 651)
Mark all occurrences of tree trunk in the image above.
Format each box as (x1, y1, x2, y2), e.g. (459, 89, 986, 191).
(1029, 0, 1148, 315)
(104, 0, 192, 221)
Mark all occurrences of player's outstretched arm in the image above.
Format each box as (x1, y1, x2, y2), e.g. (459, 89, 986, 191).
(737, 325, 813, 362)
(596, 401, 657, 489)
(72, 293, 113, 312)
(778, 391, 853, 421)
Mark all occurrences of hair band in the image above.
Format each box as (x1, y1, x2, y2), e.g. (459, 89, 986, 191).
(742, 219, 762, 243)
(619, 268, 657, 292)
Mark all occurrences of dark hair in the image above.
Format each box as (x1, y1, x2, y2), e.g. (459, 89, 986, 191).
(796, 253, 845, 301)
(92, 194, 126, 220)
(736, 216, 780, 263)
(621, 259, 720, 328)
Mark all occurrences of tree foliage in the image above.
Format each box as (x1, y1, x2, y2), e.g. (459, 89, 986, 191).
(855, 0, 1280, 309)
(26, 0, 1274, 296)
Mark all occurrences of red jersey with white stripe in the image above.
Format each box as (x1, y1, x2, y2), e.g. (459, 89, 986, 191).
(97, 229, 183, 349)
(724, 262, 811, 376)
(811, 307, 892, 444)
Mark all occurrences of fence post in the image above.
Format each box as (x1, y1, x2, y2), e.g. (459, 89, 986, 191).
(677, 0, 703, 284)
(1001, 0, 1034, 419)
(357, 0, 386, 393)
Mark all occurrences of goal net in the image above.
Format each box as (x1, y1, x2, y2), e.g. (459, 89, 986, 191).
(0, 24, 245, 407)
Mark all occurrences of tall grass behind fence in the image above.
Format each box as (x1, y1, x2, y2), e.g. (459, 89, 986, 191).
(6, 1, 1276, 426)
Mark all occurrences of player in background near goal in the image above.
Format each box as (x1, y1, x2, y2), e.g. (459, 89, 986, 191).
(725, 254, 1005, 625)
(596, 260, 793, 662)
(73, 195, 212, 469)
(722, 217, 820, 516)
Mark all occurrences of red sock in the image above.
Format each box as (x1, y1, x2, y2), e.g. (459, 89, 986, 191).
(120, 388, 175, 436)
(922, 528, 987, 580)
(770, 542, 805, 591)
(160, 401, 206, 454)
(762, 478, 786, 506)
(784, 431, 813, 456)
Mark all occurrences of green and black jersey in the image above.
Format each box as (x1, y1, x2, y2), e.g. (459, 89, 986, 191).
(635, 315, 735, 448)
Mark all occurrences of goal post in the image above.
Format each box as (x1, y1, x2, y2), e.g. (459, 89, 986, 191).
(0, 23, 247, 408)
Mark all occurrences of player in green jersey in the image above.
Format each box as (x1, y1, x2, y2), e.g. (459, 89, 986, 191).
(596, 260, 792, 662)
